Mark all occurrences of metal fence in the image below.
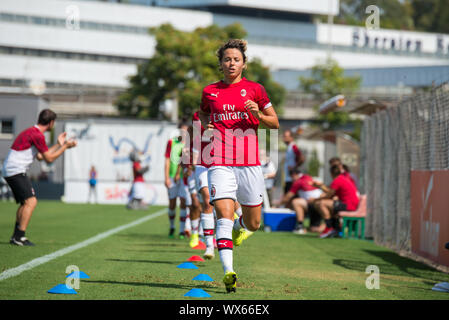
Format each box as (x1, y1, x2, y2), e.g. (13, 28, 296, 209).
(360, 82, 449, 253)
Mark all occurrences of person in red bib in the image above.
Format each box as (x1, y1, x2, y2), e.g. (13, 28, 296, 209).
(312, 164, 359, 239)
(198, 39, 279, 293)
(2, 109, 77, 246)
(278, 168, 323, 235)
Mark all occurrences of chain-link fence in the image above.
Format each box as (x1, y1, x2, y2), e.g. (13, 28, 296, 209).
(360, 82, 449, 253)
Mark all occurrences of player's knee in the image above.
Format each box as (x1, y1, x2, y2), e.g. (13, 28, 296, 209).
(25, 197, 37, 208)
(246, 217, 261, 232)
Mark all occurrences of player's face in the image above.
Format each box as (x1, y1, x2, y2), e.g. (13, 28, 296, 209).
(283, 131, 292, 144)
(220, 48, 246, 81)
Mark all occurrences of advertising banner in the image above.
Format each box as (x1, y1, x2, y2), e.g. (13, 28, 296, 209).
(411, 170, 449, 268)
(63, 120, 177, 205)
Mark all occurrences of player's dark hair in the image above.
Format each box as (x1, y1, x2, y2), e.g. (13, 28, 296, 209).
(330, 164, 342, 177)
(216, 39, 247, 70)
(289, 167, 302, 176)
(342, 164, 351, 172)
(329, 157, 341, 165)
(38, 109, 57, 125)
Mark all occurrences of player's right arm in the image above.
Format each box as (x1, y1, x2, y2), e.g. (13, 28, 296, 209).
(198, 109, 213, 130)
(41, 132, 77, 163)
(199, 89, 214, 130)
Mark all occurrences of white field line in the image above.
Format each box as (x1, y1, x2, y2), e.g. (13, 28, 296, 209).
(0, 208, 167, 282)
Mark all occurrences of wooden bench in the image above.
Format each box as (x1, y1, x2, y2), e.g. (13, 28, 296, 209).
(338, 194, 367, 239)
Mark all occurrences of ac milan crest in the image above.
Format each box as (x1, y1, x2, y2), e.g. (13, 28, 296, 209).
(211, 185, 216, 197)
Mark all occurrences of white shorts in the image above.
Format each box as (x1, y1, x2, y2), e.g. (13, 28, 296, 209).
(130, 181, 146, 200)
(299, 189, 323, 201)
(195, 165, 209, 192)
(167, 178, 187, 200)
(207, 166, 264, 207)
(187, 174, 197, 195)
(184, 183, 192, 206)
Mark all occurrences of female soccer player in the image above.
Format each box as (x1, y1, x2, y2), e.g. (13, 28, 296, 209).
(199, 39, 279, 293)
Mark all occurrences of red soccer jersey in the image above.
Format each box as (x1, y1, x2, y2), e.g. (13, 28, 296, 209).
(200, 77, 272, 166)
(342, 171, 358, 190)
(3, 126, 49, 177)
(192, 111, 212, 168)
(11, 126, 48, 153)
(289, 174, 317, 194)
(330, 174, 359, 211)
(133, 161, 144, 182)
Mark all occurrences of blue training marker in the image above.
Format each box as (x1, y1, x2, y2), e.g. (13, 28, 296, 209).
(47, 284, 77, 294)
(66, 271, 90, 279)
(184, 288, 211, 298)
(192, 274, 214, 282)
(177, 262, 198, 269)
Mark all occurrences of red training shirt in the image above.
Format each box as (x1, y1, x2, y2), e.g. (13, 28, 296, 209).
(330, 174, 359, 211)
(200, 77, 272, 167)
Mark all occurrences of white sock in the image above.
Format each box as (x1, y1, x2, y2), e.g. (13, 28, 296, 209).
(216, 218, 234, 274)
(191, 218, 200, 235)
(233, 215, 246, 231)
(235, 206, 242, 217)
(201, 212, 215, 249)
(198, 220, 204, 237)
(168, 208, 175, 229)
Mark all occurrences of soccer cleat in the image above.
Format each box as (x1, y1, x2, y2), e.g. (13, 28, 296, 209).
(189, 233, 199, 248)
(179, 232, 185, 240)
(10, 237, 35, 246)
(233, 212, 239, 220)
(223, 271, 237, 293)
(203, 247, 215, 260)
(169, 228, 175, 239)
(319, 227, 337, 239)
(292, 227, 307, 235)
(232, 228, 253, 247)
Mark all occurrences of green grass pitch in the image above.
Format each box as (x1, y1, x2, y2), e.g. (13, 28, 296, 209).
(0, 200, 448, 300)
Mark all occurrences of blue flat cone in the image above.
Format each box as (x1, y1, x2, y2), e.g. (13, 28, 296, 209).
(66, 271, 90, 279)
(48, 284, 77, 294)
(192, 274, 214, 282)
(177, 262, 198, 269)
(184, 288, 211, 298)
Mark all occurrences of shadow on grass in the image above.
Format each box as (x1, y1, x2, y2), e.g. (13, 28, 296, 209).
(333, 249, 449, 282)
(116, 233, 188, 246)
(127, 249, 193, 254)
(106, 258, 178, 265)
(84, 279, 225, 294)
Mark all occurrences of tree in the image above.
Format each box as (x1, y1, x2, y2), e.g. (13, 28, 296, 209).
(333, 0, 414, 30)
(299, 58, 361, 139)
(411, 0, 449, 34)
(116, 23, 285, 119)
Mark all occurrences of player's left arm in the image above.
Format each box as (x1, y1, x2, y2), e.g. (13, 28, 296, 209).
(279, 191, 295, 207)
(312, 180, 335, 199)
(244, 102, 279, 129)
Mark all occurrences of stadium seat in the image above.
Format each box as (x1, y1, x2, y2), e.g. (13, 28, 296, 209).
(339, 195, 367, 240)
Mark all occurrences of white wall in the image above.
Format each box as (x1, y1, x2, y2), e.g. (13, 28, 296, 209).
(156, 0, 340, 15)
(317, 22, 449, 54)
(247, 43, 449, 71)
(0, 22, 155, 58)
(0, 0, 213, 30)
(0, 54, 136, 87)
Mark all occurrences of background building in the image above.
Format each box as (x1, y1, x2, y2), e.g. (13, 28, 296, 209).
(1, 0, 448, 119)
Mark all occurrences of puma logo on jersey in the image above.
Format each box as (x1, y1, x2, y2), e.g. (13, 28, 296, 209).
(210, 92, 219, 97)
